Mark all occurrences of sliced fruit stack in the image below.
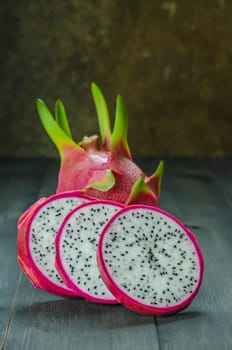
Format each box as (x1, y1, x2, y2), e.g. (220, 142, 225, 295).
(17, 84, 204, 316)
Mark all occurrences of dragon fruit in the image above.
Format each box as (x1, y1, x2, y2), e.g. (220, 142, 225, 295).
(55, 200, 124, 304)
(17, 191, 93, 297)
(97, 205, 204, 316)
(36, 83, 164, 206)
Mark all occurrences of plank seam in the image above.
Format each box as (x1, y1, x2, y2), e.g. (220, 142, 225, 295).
(0, 272, 23, 350)
(0, 158, 49, 350)
(154, 317, 161, 350)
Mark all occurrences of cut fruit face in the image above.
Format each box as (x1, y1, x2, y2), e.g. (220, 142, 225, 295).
(97, 205, 204, 315)
(27, 192, 93, 296)
(55, 200, 124, 303)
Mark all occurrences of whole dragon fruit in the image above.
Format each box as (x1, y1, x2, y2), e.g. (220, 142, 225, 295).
(36, 83, 164, 206)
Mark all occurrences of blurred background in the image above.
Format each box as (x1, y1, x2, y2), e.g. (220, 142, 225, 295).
(1, 0, 232, 157)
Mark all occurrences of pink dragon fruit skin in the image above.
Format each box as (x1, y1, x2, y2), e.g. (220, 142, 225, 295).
(97, 205, 204, 316)
(36, 83, 164, 207)
(57, 144, 155, 205)
(17, 197, 48, 290)
(17, 191, 94, 297)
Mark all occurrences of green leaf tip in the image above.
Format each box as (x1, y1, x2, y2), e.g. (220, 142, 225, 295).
(36, 99, 79, 154)
(127, 177, 156, 205)
(110, 95, 131, 159)
(91, 82, 112, 148)
(85, 169, 115, 192)
(146, 160, 164, 199)
(55, 99, 72, 139)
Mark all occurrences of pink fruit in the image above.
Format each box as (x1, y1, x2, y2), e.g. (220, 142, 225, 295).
(55, 200, 124, 304)
(36, 83, 164, 206)
(97, 205, 204, 316)
(17, 191, 94, 297)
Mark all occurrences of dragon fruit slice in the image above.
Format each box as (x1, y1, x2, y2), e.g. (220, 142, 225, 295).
(36, 83, 164, 206)
(55, 200, 124, 303)
(97, 205, 204, 316)
(17, 191, 93, 297)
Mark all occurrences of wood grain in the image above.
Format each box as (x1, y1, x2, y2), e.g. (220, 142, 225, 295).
(206, 157, 232, 206)
(4, 278, 159, 350)
(0, 159, 47, 349)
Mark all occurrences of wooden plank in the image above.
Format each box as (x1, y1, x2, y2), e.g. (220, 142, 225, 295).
(5, 279, 158, 350)
(0, 158, 47, 349)
(155, 158, 232, 350)
(4, 158, 160, 350)
(205, 157, 232, 206)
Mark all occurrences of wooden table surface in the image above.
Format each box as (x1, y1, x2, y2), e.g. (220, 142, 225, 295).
(0, 157, 231, 350)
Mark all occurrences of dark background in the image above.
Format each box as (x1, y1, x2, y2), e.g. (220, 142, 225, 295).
(1, 0, 232, 157)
